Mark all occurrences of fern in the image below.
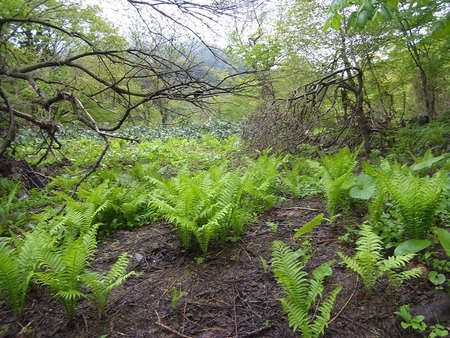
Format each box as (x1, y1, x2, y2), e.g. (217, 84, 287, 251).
(0, 229, 41, 317)
(376, 163, 446, 239)
(34, 226, 99, 321)
(0, 179, 25, 234)
(83, 252, 137, 315)
(280, 156, 323, 199)
(242, 153, 283, 213)
(271, 240, 341, 338)
(338, 224, 423, 292)
(320, 146, 360, 218)
(151, 166, 250, 253)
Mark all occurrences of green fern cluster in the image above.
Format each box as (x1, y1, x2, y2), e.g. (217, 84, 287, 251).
(0, 205, 136, 321)
(376, 164, 446, 239)
(280, 156, 323, 199)
(150, 165, 249, 253)
(0, 230, 40, 317)
(338, 224, 423, 291)
(0, 178, 27, 235)
(321, 146, 360, 218)
(241, 153, 283, 213)
(271, 240, 341, 338)
(58, 178, 153, 234)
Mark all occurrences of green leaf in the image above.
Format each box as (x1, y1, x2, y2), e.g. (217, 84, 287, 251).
(350, 173, 376, 200)
(412, 155, 445, 172)
(331, 15, 342, 30)
(387, 0, 399, 7)
(330, 0, 345, 11)
(294, 213, 324, 238)
(378, 5, 392, 21)
(428, 271, 446, 285)
(436, 228, 450, 257)
(394, 239, 431, 256)
(357, 10, 370, 27)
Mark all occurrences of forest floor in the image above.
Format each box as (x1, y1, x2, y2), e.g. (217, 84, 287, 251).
(2, 196, 450, 338)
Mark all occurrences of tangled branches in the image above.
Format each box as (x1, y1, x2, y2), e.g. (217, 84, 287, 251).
(242, 67, 372, 154)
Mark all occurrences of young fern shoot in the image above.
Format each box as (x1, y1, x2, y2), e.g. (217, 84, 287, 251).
(83, 252, 137, 316)
(271, 240, 341, 338)
(338, 224, 423, 292)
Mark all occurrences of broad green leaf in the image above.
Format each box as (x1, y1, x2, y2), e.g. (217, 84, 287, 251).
(387, 0, 399, 7)
(349, 173, 376, 200)
(294, 213, 324, 238)
(412, 155, 445, 172)
(428, 271, 446, 285)
(347, 12, 358, 28)
(357, 9, 370, 27)
(436, 228, 450, 257)
(378, 5, 393, 21)
(330, 0, 345, 11)
(394, 239, 431, 256)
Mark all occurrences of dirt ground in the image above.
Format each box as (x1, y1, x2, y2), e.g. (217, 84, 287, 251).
(1, 196, 449, 338)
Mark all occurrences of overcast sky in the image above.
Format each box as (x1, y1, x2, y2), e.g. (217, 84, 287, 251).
(80, 0, 238, 47)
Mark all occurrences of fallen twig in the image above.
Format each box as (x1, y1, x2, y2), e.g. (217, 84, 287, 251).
(154, 310, 194, 338)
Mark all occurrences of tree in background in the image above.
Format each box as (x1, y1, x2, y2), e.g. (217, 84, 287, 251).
(0, 0, 261, 187)
(230, 0, 449, 153)
(326, 0, 450, 121)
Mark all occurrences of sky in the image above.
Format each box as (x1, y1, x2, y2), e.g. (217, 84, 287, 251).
(80, 0, 240, 47)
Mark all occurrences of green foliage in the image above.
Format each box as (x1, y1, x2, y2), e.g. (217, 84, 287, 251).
(271, 240, 341, 337)
(394, 239, 432, 256)
(83, 252, 137, 315)
(376, 163, 446, 239)
(171, 287, 188, 310)
(280, 156, 323, 199)
(294, 213, 324, 238)
(0, 230, 41, 317)
(395, 304, 449, 337)
(56, 177, 153, 235)
(389, 123, 450, 160)
(0, 179, 23, 234)
(150, 166, 249, 253)
(34, 222, 135, 321)
(338, 224, 423, 291)
(326, 0, 449, 35)
(321, 146, 359, 218)
(34, 226, 99, 320)
(242, 153, 283, 213)
(436, 228, 450, 257)
(395, 304, 427, 332)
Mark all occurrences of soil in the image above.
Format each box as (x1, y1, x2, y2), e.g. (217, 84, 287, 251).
(1, 196, 449, 338)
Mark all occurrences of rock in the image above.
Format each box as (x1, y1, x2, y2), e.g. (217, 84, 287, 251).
(410, 291, 450, 325)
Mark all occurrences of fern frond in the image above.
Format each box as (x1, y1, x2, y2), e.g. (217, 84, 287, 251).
(35, 227, 99, 320)
(84, 252, 137, 313)
(307, 261, 335, 308)
(310, 286, 342, 336)
(387, 268, 423, 288)
(0, 243, 28, 317)
(377, 165, 446, 239)
(0, 230, 44, 317)
(320, 146, 359, 217)
(339, 224, 421, 291)
(271, 240, 339, 337)
(150, 167, 251, 253)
